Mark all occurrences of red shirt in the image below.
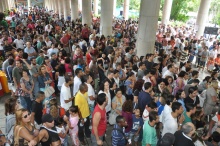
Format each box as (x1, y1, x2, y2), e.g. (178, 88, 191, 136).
(86, 53, 92, 65)
(92, 105, 107, 136)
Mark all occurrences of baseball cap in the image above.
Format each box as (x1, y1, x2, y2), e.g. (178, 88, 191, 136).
(159, 133, 175, 146)
(41, 114, 54, 123)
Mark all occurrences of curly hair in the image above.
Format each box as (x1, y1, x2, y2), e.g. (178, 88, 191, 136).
(122, 100, 133, 113)
(133, 79, 144, 92)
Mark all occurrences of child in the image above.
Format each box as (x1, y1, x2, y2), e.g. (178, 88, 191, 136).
(130, 109, 143, 146)
(55, 117, 69, 146)
(69, 106, 80, 146)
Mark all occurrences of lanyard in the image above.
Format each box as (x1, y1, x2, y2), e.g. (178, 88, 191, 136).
(41, 126, 58, 134)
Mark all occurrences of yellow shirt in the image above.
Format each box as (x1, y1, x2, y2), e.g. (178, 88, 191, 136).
(74, 91, 90, 118)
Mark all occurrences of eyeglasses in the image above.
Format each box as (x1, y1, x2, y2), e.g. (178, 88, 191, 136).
(23, 113, 31, 119)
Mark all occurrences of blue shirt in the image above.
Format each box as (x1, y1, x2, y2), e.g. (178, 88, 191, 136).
(38, 73, 51, 88)
(178, 99, 186, 111)
(156, 101, 164, 115)
(124, 80, 133, 95)
(138, 91, 152, 113)
(112, 124, 126, 146)
(131, 114, 143, 133)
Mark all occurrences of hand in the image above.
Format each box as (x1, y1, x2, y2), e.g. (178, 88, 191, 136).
(28, 140, 37, 146)
(97, 139, 103, 146)
(81, 119, 85, 125)
(178, 114, 185, 124)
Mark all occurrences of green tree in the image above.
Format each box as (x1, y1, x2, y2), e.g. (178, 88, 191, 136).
(210, 0, 220, 25)
(116, 0, 140, 10)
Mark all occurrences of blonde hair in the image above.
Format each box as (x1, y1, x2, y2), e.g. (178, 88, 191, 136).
(211, 80, 218, 89)
(15, 108, 30, 126)
(50, 105, 59, 118)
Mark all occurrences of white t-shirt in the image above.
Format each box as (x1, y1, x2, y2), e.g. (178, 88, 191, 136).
(60, 83, 72, 111)
(47, 48, 59, 57)
(162, 113, 178, 136)
(86, 83, 95, 105)
(13, 39, 24, 49)
(211, 114, 220, 133)
(45, 24, 53, 32)
(98, 90, 111, 113)
(162, 70, 173, 79)
(0, 38, 4, 50)
(142, 109, 149, 121)
(160, 104, 172, 123)
(73, 76, 82, 96)
(45, 41, 52, 48)
(56, 126, 65, 143)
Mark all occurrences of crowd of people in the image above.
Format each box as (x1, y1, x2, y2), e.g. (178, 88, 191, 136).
(0, 5, 220, 146)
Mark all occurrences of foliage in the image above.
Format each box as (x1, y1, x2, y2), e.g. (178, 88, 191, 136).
(210, 0, 220, 25)
(116, 0, 140, 10)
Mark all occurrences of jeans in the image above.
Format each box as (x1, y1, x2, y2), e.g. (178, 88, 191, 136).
(62, 136, 68, 146)
(33, 81, 39, 99)
(91, 133, 104, 146)
(19, 96, 27, 109)
(78, 116, 91, 142)
(23, 96, 32, 112)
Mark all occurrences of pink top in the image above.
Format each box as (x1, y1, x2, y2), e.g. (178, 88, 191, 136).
(69, 115, 79, 134)
(65, 63, 72, 73)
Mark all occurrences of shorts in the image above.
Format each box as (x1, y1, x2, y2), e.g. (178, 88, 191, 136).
(199, 61, 206, 67)
(8, 83, 16, 92)
(129, 131, 140, 142)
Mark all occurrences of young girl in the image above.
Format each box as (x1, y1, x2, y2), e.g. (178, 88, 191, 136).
(56, 117, 69, 146)
(69, 106, 80, 146)
(176, 89, 186, 111)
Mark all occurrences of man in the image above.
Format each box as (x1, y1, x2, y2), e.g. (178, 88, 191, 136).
(184, 86, 200, 107)
(81, 24, 90, 42)
(142, 102, 158, 122)
(3, 38, 15, 56)
(144, 54, 154, 69)
(36, 50, 45, 65)
(47, 44, 59, 57)
(13, 35, 24, 49)
(137, 62, 146, 80)
(125, 47, 134, 61)
(31, 91, 45, 130)
(91, 93, 107, 146)
(2, 53, 13, 73)
(183, 103, 196, 124)
(142, 69, 152, 84)
(60, 31, 70, 53)
(24, 42, 37, 60)
(6, 58, 16, 96)
(112, 115, 129, 146)
(103, 41, 114, 55)
(142, 111, 159, 146)
(38, 114, 61, 146)
(50, 53, 59, 72)
(184, 79, 200, 97)
(44, 23, 53, 33)
(73, 68, 83, 96)
(29, 57, 40, 98)
(15, 48, 23, 60)
(162, 102, 185, 136)
(187, 70, 199, 84)
(138, 82, 153, 114)
(106, 70, 117, 97)
(74, 83, 91, 145)
(60, 76, 74, 111)
(174, 123, 196, 146)
(162, 64, 175, 79)
(83, 75, 96, 116)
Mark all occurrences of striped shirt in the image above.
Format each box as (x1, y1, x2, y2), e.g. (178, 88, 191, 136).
(111, 124, 126, 146)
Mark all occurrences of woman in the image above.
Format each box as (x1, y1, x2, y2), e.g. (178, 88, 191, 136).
(38, 65, 53, 104)
(98, 80, 111, 114)
(122, 100, 133, 136)
(14, 109, 38, 146)
(203, 80, 219, 116)
(192, 107, 205, 129)
(133, 79, 144, 108)
(111, 88, 126, 116)
(173, 71, 186, 96)
(20, 70, 34, 112)
(165, 76, 174, 94)
(55, 64, 66, 91)
(44, 56, 53, 79)
(176, 89, 186, 111)
(124, 72, 135, 100)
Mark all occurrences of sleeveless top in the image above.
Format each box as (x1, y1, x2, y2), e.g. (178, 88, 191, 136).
(40, 126, 60, 146)
(18, 125, 35, 146)
(92, 105, 107, 136)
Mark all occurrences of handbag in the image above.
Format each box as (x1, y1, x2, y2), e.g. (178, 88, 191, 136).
(14, 87, 24, 97)
(44, 85, 55, 98)
(108, 111, 117, 125)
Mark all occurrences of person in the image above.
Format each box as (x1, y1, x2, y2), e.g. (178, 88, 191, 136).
(184, 86, 200, 107)
(99, 80, 112, 114)
(38, 114, 61, 146)
(162, 102, 185, 136)
(69, 106, 80, 146)
(176, 89, 186, 111)
(91, 93, 108, 146)
(138, 82, 153, 114)
(24, 42, 37, 60)
(142, 111, 159, 146)
(143, 101, 158, 122)
(60, 76, 74, 111)
(5, 58, 16, 96)
(157, 133, 175, 146)
(13, 109, 38, 146)
(112, 115, 130, 146)
(182, 103, 196, 124)
(174, 122, 196, 146)
(20, 69, 34, 111)
(73, 68, 83, 96)
(55, 117, 69, 146)
(160, 95, 175, 123)
(74, 83, 91, 145)
(31, 91, 45, 130)
(130, 108, 143, 146)
(122, 100, 133, 136)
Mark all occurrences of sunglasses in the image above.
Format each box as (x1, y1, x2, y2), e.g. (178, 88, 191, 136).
(23, 113, 31, 119)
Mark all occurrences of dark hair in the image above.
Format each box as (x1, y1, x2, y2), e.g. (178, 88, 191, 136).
(97, 93, 106, 105)
(65, 76, 72, 83)
(82, 75, 90, 83)
(139, 62, 144, 67)
(144, 69, 150, 75)
(185, 103, 195, 112)
(192, 70, 199, 77)
(150, 68, 156, 75)
(192, 79, 200, 84)
(115, 88, 122, 94)
(99, 79, 109, 91)
(166, 95, 175, 105)
(75, 68, 82, 76)
(185, 67, 192, 73)
(144, 82, 152, 90)
(149, 111, 158, 122)
(65, 57, 71, 64)
(30, 57, 36, 62)
(122, 100, 133, 113)
(133, 79, 144, 92)
(178, 71, 186, 78)
(8, 58, 14, 65)
(147, 101, 157, 109)
(167, 64, 173, 70)
(171, 102, 182, 112)
(188, 86, 197, 95)
(55, 117, 64, 126)
(175, 89, 184, 100)
(116, 115, 124, 123)
(23, 52, 28, 59)
(58, 64, 66, 76)
(36, 91, 45, 99)
(69, 106, 79, 113)
(5, 97, 17, 116)
(79, 83, 87, 92)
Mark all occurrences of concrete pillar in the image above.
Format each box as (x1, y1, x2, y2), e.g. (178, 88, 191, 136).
(78, 0, 82, 11)
(136, 0, 161, 55)
(0, 1, 3, 12)
(113, 0, 117, 16)
(63, 0, 70, 20)
(28, 0, 31, 9)
(82, 0, 92, 26)
(58, 0, 64, 18)
(93, 0, 98, 16)
(3, 0, 9, 11)
(195, 0, 212, 38)
(2, 0, 6, 12)
(161, 0, 173, 25)
(123, 0, 130, 20)
(54, 0, 59, 14)
(100, 0, 113, 36)
(71, 0, 78, 21)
